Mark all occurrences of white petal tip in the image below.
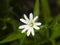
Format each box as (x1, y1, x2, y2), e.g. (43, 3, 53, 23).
(35, 22, 42, 26)
(33, 16, 38, 22)
(21, 30, 25, 33)
(34, 26, 40, 30)
(21, 31, 24, 33)
(32, 34, 34, 36)
(24, 14, 26, 17)
(27, 34, 30, 36)
(36, 16, 38, 18)
(20, 19, 22, 21)
(30, 13, 33, 15)
(18, 26, 21, 29)
(39, 23, 42, 25)
(37, 28, 40, 30)
(21, 29, 27, 33)
(18, 25, 25, 29)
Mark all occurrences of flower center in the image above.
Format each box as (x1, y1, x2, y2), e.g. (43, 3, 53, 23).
(29, 22, 33, 27)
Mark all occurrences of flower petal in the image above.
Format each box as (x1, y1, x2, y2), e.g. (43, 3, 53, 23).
(27, 30, 31, 36)
(18, 25, 26, 29)
(31, 28, 35, 36)
(33, 25, 40, 30)
(24, 14, 29, 21)
(33, 16, 38, 22)
(20, 18, 27, 24)
(34, 22, 41, 26)
(29, 13, 33, 21)
(21, 28, 27, 33)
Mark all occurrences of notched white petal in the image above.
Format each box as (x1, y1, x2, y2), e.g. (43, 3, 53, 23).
(29, 13, 33, 21)
(34, 22, 41, 26)
(33, 16, 38, 22)
(21, 28, 27, 33)
(31, 28, 35, 36)
(33, 25, 40, 30)
(20, 18, 27, 24)
(24, 14, 29, 21)
(27, 30, 31, 36)
(19, 25, 25, 29)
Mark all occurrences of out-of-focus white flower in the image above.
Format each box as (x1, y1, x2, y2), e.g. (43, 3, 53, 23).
(19, 13, 41, 36)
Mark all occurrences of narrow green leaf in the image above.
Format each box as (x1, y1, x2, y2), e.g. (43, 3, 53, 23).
(0, 30, 25, 44)
(41, 0, 52, 24)
(33, 0, 40, 17)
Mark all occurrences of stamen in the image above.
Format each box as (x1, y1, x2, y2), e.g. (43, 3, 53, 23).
(29, 22, 33, 27)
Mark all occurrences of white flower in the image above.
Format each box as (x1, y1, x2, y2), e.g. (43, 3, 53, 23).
(19, 13, 41, 36)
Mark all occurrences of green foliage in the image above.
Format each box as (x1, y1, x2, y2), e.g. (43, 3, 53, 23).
(57, 0, 60, 5)
(33, 0, 40, 17)
(41, 0, 52, 24)
(0, 30, 25, 44)
(51, 14, 60, 39)
(0, 0, 60, 45)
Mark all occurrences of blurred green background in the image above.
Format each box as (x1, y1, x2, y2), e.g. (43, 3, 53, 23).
(0, 0, 60, 45)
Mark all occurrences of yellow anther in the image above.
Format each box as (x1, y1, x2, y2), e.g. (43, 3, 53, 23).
(29, 22, 33, 27)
